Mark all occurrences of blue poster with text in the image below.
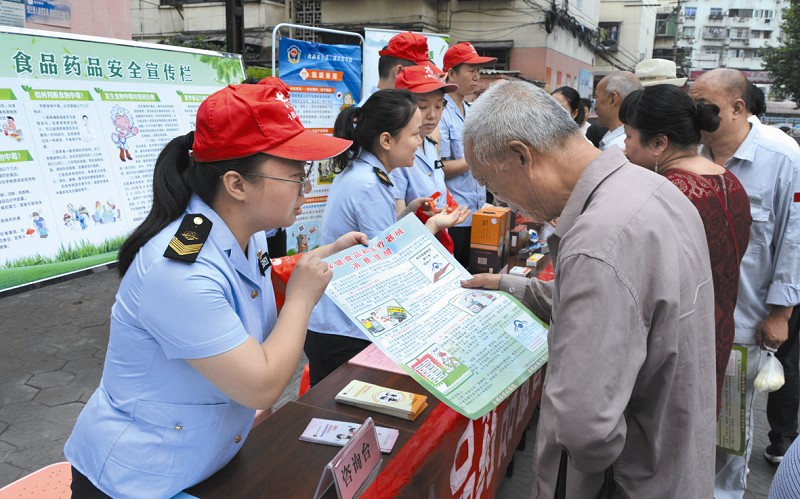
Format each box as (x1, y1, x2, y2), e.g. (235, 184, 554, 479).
(277, 38, 361, 255)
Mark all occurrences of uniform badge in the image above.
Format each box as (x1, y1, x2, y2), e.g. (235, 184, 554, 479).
(257, 249, 271, 276)
(163, 214, 212, 263)
(373, 167, 393, 187)
(434, 160, 444, 169)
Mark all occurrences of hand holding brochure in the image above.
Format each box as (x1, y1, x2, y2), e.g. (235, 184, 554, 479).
(299, 418, 400, 453)
(321, 216, 549, 420)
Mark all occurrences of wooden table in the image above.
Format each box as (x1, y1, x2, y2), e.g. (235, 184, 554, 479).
(189, 362, 545, 498)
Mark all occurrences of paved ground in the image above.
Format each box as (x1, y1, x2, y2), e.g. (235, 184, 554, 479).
(0, 266, 785, 497)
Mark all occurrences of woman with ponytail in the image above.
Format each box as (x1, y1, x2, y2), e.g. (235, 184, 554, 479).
(304, 89, 469, 386)
(619, 83, 752, 417)
(65, 78, 368, 498)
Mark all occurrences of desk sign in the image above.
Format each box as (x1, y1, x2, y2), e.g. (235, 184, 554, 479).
(313, 417, 383, 499)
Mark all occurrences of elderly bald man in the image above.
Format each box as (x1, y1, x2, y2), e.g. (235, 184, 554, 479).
(461, 81, 716, 498)
(691, 68, 800, 499)
(594, 71, 642, 151)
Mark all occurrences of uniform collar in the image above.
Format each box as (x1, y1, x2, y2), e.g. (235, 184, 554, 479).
(554, 148, 629, 240)
(698, 122, 758, 166)
(356, 149, 390, 175)
(415, 139, 437, 168)
(445, 93, 467, 121)
(186, 195, 260, 283)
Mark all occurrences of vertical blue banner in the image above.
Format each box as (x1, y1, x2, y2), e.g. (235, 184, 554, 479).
(277, 37, 362, 255)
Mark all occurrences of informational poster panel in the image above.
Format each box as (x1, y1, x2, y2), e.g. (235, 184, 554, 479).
(363, 28, 449, 98)
(278, 37, 361, 255)
(0, 28, 244, 292)
(0, 0, 25, 28)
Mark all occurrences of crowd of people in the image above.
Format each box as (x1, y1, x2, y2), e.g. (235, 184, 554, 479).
(61, 29, 799, 499)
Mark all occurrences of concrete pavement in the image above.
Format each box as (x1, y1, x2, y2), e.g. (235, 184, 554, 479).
(0, 266, 784, 497)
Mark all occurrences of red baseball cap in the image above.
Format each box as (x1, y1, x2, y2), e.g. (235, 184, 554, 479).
(419, 59, 446, 78)
(192, 77, 351, 163)
(443, 42, 497, 72)
(395, 65, 458, 94)
(378, 31, 430, 63)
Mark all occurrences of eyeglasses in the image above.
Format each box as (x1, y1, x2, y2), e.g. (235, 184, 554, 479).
(244, 161, 314, 195)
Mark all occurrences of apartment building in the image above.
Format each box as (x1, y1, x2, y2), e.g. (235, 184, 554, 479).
(594, 0, 658, 77)
(653, 0, 789, 94)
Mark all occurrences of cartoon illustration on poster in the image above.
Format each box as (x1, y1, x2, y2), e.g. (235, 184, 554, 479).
(109, 105, 139, 162)
(410, 343, 472, 393)
(2, 115, 22, 141)
(356, 299, 411, 337)
(450, 290, 497, 316)
(410, 243, 453, 283)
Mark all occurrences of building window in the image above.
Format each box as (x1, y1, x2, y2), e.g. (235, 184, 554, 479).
(684, 6, 697, 18)
(709, 7, 724, 19)
(682, 26, 695, 39)
(599, 22, 620, 51)
(704, 47, 720, 54)
(763, 30, 772, 39)
(470, 43, 512, 71)
(702, 26, 726, 39)
(294, 0, 321, 41)
(728, 9, 753, 18)
(731, 28, 749, 39)
(656, 13, 677, 37)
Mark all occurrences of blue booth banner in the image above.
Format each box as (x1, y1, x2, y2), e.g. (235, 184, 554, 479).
(278, 37, 361, 255)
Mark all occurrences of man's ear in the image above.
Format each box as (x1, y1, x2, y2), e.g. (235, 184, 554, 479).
(392, 64, 405, 79)
(221, 171, 248, 202)
(508, 140, 532, 169)
(732, 98, 747, 118)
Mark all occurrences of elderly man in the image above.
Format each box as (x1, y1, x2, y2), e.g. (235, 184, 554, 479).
(594, 71, 642, 151)
(690, 68, 800, 498)
(462, 81, 716, 497)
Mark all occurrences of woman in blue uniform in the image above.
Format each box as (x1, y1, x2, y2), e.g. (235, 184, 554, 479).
(64, 78, 367, 498)
(304, 89, 469, 386)
(390, 64, 458, 215)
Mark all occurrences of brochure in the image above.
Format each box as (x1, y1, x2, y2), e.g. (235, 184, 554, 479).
(322, 215, 549, 420)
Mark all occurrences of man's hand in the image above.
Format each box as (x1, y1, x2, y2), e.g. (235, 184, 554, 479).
(461, 273, 501, 290)
(756, 306, 793, 350)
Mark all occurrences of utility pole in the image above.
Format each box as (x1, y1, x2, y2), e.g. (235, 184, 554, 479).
(672, 0, 683, 62)
(225, 0, 244, 54)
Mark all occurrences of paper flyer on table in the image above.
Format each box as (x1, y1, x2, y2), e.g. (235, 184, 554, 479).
(322, 215, 549, 420)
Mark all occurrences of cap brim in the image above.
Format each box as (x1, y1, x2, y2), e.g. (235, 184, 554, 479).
(406, 82, 459, 94)
(641, 77, 688, 87)
(266, 130, 352, 161)
(462, 56, 498, 66)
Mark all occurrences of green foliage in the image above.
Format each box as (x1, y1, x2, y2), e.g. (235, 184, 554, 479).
(245, 66, 272, 81)
(762, 3, 800, 107)
(2, 235, 128, 269)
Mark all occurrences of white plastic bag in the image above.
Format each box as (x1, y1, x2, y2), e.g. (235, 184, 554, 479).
(754, 347, 785, 393)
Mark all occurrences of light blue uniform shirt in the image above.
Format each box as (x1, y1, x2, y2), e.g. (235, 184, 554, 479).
(389, 137, 447, 207)
(440, 92, 485, 226)
(701, 124, 800, 344)
(65, 195, 277, 498)
(308, 150, 396, 339)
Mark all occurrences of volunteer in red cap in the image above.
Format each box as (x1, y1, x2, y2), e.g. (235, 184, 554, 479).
(64, 78, 368, 498)
(360, 31, 430, 104)
(439, 42, 497, 271)
(304, 89, 469, 386)
(391, 64, 468, 253)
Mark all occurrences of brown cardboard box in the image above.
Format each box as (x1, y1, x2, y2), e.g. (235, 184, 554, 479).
(470, 207, 511, 273)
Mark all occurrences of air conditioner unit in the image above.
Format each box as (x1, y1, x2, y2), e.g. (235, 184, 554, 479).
(744, 39, 750, 44)
(765, 18, 771, 23)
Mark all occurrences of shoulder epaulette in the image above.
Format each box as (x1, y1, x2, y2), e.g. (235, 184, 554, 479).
(164, 214, 212, 263)
(373, 167, 393, 187)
